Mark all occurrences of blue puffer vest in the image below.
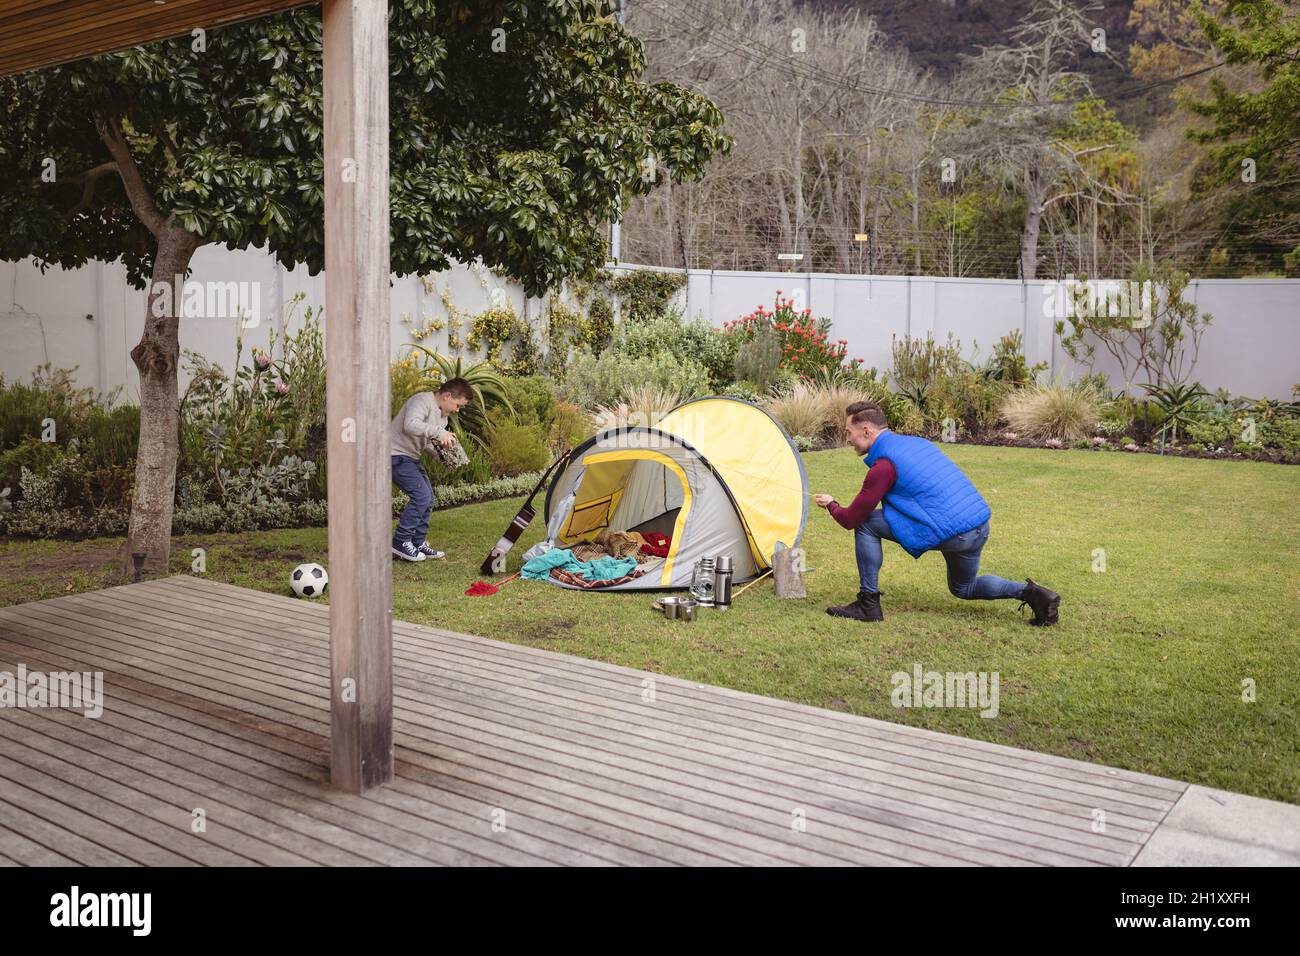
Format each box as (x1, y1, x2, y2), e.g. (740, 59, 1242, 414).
(865, 430, 991, 558)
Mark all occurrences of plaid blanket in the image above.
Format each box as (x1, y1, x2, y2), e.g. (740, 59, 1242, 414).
(571, 536, 664, 565)
(550, 565, 650, 589)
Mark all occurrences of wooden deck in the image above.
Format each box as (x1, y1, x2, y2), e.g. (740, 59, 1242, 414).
(0, 575, 1192, 866)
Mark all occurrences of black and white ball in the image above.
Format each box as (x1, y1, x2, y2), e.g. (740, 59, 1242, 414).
(290, 563, 328, 598)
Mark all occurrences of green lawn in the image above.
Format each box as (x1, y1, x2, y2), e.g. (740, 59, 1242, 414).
(2, 444, 1297, 803)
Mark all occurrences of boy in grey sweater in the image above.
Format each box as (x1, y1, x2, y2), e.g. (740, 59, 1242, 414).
(390, 378, 472, 561)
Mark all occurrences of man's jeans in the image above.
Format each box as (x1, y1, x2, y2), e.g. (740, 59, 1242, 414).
(854, 511, 1024, 600)
(391, 455, 434, 547)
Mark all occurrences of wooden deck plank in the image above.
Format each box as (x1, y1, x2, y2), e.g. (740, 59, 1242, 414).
(0, 577, 1192, 866)
(0, 608, 815, 864)
(8, 596, 1017, 864)
(0, 779, 171, 866)
(124, 582, 1180, 832)
(7, 583, 1161, 863)
(4, 596, 916, 864)
(0, 638, 495, 866)
(1, 600, 788, 864)
(0, 631, 662, 868)
(108, 587, 1164, 856)
(156, 576, 1184, 800)
(119, 582, 1170, 842)
(10, 600, 1034, 863)
(0, 749, 255, 867)
(0, 822, 79, 866)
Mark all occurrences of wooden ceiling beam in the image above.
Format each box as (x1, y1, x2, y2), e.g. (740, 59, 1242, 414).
(0, 0, 315, 77)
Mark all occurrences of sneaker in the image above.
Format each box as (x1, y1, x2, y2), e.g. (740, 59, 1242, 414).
(1018, 579, 1060, 626)
(416, 542, 445, 559)
(826, 589, 884, 622)
(393, 541, 426, 562)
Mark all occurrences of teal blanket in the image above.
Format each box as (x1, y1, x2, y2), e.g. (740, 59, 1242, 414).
(520, 548, 638, 582)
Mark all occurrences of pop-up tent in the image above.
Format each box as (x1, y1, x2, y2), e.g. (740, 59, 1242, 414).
(538, 397, 808, 589)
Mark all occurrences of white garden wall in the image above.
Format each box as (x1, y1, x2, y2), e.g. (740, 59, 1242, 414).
(2, 250, 1296, 400)
(681, 269, 1299, 399)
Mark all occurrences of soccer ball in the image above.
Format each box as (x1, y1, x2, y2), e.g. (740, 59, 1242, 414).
(290, 563, 329, 598)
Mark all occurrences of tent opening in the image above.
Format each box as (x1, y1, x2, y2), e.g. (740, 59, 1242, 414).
(559, 450, 693, 585)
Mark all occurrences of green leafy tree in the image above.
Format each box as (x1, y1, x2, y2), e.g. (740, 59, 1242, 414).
(1187, 0, 1300, 274)
(0, 0, 729, 566)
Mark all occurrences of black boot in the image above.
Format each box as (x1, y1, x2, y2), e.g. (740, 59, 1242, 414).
(827, 589, 884, 622)
(1019, 579, 1060, 626)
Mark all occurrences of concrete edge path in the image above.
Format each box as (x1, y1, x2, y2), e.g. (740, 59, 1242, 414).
(1134, 785, 1300, 866)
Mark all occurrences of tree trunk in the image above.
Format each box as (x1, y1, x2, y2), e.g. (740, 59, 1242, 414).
(1020, 176, 1046, 281)
(125, 227, 199, 575)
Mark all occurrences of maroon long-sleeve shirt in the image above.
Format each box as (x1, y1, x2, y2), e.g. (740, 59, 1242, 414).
(828, 458, 897, 529)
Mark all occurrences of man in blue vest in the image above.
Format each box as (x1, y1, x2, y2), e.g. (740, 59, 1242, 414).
(813, 400, 1060, 625)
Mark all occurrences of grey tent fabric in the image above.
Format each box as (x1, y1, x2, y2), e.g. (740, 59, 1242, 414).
(537, 429, 759, 590)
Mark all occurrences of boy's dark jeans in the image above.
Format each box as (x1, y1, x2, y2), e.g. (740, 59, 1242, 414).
(391, 454, 434, 547)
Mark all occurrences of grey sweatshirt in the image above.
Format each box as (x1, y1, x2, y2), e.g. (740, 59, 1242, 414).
(390, 392, 451, 460)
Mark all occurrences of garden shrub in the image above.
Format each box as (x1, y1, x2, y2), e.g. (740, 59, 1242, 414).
(1001, 381, 1104, 441)
(0, 436, 65, 503)
(925, 368, 1005, 435)
(390, 358, 429, 415)
(890, 333, 966, 408)
(891, 399, 928, 435)
(468, 305, 539, 377)
(616, 383, 687, 427)
(733, 322, 783, 394)
(549, 401, 594, 451)
(723, 381, 763, 404)
(877, 392, 914, 432)
(978, 330, 1046, 386)
(813, 381, 882, 443)
(1185, 418, 1231, 447)
(764, 386, 827, 442)
(219, 453, 317, 507)
(560, 348, 711, 410)
(1096, 416, 1131, 437)
(499, 375, 557, 428)
(487, 420, 550, 477)
(725, 295, 859, 381)
(0, 374, 60, 450)
(79, 403, 139, 471)
(0, 365, 104, 450)
(1261, 418, 1300, 452)
(586, 294, 615, 351)
(611, 308, 737, 391)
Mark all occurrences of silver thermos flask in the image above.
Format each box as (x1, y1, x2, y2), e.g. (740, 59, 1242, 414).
(713, 555, 733, 611)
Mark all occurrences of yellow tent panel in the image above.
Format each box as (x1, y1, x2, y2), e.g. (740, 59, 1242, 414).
(656, 397, 807, 567)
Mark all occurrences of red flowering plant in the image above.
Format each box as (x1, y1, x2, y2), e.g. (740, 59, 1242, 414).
(722, 293, 860, 379)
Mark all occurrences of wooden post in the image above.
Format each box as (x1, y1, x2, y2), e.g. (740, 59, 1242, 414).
(323, 0, 393, 792)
